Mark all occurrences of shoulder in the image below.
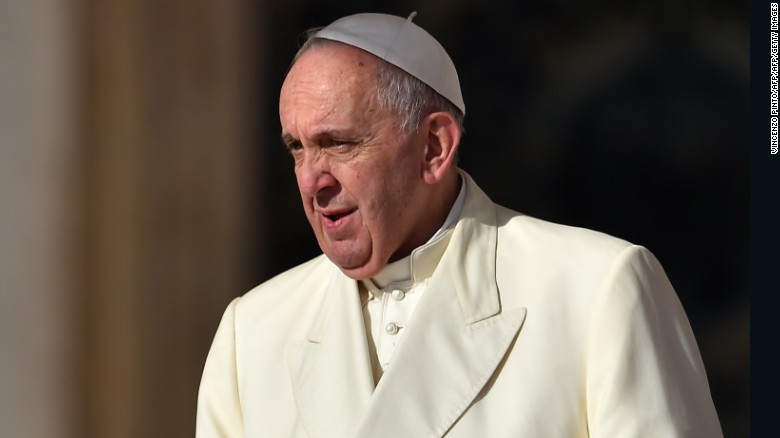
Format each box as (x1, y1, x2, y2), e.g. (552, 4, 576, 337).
(462, 171, 634, 266)
(495, 205, 635, 266)
(244, 254, 332, 298)
(231, 254, 335, 333)
(490, 205, 669, 315)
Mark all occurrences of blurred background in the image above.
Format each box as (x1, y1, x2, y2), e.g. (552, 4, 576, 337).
(0, 0, 747, 436)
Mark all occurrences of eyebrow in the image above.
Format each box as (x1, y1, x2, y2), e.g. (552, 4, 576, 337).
(280, 133, 295, 146)
(280, 129, 359, 146)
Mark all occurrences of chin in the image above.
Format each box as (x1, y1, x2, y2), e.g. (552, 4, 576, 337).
(335, 258, 384, 281)
(322, 240, 384, 280)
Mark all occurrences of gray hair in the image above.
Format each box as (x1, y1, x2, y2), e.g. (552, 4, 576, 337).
(292, 29, 465, 135)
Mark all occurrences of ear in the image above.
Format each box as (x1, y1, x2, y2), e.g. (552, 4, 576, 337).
(420, 111, 461, 185)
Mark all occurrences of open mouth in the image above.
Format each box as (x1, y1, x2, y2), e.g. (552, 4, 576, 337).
(324, 209, 357, 223)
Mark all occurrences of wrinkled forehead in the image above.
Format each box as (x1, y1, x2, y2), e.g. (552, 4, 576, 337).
(279, 43, 391, 134)
(280, 43, 382, 110)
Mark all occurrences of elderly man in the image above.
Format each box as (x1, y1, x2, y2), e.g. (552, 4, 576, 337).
(197, 12, 722, 437)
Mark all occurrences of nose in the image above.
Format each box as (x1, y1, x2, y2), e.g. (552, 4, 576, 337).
(295, 152, 337, 199)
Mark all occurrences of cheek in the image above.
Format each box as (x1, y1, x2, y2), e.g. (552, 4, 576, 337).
(363, 182, 404, 228)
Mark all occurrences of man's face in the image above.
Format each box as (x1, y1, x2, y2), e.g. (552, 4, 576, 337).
(279, 43, 429, 280)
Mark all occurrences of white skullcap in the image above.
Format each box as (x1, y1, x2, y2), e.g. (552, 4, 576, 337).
(315, 12, 466, 115)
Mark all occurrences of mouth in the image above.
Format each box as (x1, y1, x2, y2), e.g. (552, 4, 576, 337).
(322, 208, 357, 226)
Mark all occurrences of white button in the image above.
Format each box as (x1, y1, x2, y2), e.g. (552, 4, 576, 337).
(385, 322, 399, 335)
(390, 289, 405, 301)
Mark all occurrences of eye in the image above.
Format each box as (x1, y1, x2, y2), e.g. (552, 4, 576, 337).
(326, 139, 353, 149)
(284, 140, 303, 153)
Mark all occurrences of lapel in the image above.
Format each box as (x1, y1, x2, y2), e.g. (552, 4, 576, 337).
(287, 173, 527, 438)
(354, 173, 527, 438)
(286, 270, 375, 438)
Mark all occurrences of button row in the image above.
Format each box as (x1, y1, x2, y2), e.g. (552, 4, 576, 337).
(382, 288, 406, 336)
